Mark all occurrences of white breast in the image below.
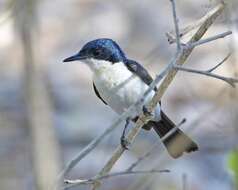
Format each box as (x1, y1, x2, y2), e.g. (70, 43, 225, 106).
(88, 59, 155, 115)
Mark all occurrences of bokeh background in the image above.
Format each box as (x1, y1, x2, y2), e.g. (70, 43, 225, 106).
(0, 0, 238, 189)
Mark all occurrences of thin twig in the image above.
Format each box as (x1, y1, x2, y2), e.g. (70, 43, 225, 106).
(147, 2, 226, 115)
(64, 169, 169, 189)
(161, 118, 186, 142)
(126, 143, 158, 172)
(188, 31, 232, 48)
(207, 53, 231, 72)
(166, 2, 226, 44)
(174, 64, 238, 87)
(170, 0, 181, 50)
(125, 100, 222, 190)
(58, 114, 129, 179)
(126, 118, 185, 172)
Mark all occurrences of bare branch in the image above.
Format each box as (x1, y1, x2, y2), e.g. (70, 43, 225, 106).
(126, 118, 185, 172)
(188, 31, 232, 48)
(174, 64, 238, 87)
(161, 118, 186, 142)
(207, 53, 231, 72)
(170, 0, 181, 49)
(148, 2, 226, 113)
(166, 2, 226, 44)
(64, 169, 169, 189)
(126, 143, 158, 172)
(58, 114, 128, 180)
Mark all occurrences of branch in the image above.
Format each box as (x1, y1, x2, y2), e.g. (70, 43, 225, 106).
(174, 65, 238, 87)
(126, 143, 158, 172)
(126, 118, 185, 172)
(91, 2, 227, 190)
(58, 112, 130, 180)
(148, 2, 226, 113)
(66, 117, 185, 189)
(207, 53, 231, 72)
(170, 0, 181, 49)
(188, 31, 232, 48)
(173, 53, 238, 87)
(166, 2, 226, 44)
(64, 169, 169, 189)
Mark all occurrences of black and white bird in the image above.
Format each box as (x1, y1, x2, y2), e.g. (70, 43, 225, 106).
(63, 38, 198, 158)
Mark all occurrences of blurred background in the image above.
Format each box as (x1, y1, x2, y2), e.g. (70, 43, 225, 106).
(0, 0, 238, 189)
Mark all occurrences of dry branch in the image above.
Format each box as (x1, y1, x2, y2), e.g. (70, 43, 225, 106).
(174, 63, 238, 87)
(125, 118, 185, 173)
(64, 169, 169, 189)
(173, 52, 238, 87)
(166, 2, 226, 44)
(188, 31, 232, 48)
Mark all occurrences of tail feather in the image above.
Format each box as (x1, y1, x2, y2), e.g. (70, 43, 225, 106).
(151, 111, 198, 158)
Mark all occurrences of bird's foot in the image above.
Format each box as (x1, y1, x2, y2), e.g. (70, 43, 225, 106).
(120, 136, 131, 150)
(143, 106, 152, 117)
(143, 106, 161, 122)
(120, 117, 131, 150)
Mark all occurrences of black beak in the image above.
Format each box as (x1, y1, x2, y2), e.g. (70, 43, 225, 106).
(63, 53, 87, 62)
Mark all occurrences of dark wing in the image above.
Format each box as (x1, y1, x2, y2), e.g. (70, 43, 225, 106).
(93, 82, 107, 105)
(125, 59, 157, 91)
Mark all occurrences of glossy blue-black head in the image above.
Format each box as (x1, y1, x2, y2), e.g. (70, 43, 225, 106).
(63, 38, 126, 63)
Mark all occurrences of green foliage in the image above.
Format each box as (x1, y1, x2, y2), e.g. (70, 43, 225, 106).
(228, 150, 238, 189)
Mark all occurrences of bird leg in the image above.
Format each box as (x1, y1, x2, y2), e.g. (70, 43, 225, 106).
(120, 117, 131, 150)
(142, 105, 152, 117)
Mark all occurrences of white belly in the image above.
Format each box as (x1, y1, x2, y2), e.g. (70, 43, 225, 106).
(92, 61, 155, 114)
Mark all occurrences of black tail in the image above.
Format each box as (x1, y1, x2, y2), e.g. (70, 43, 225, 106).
(151, 111, 198, 158)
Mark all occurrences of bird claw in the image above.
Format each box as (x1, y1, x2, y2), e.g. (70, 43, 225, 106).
(120, 117, 131, 150)
(120, 136, 131, 150)
(142, 106, 161, 122)
(143, 106, 152, 117)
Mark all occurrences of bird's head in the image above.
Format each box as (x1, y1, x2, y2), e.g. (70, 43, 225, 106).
(63, 39, 126, 67)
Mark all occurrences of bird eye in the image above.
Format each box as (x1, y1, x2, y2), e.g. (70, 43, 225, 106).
(93, 49, 101, 57)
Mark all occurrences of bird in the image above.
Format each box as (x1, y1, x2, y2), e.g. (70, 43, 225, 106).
(63, 38, 198, 158)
